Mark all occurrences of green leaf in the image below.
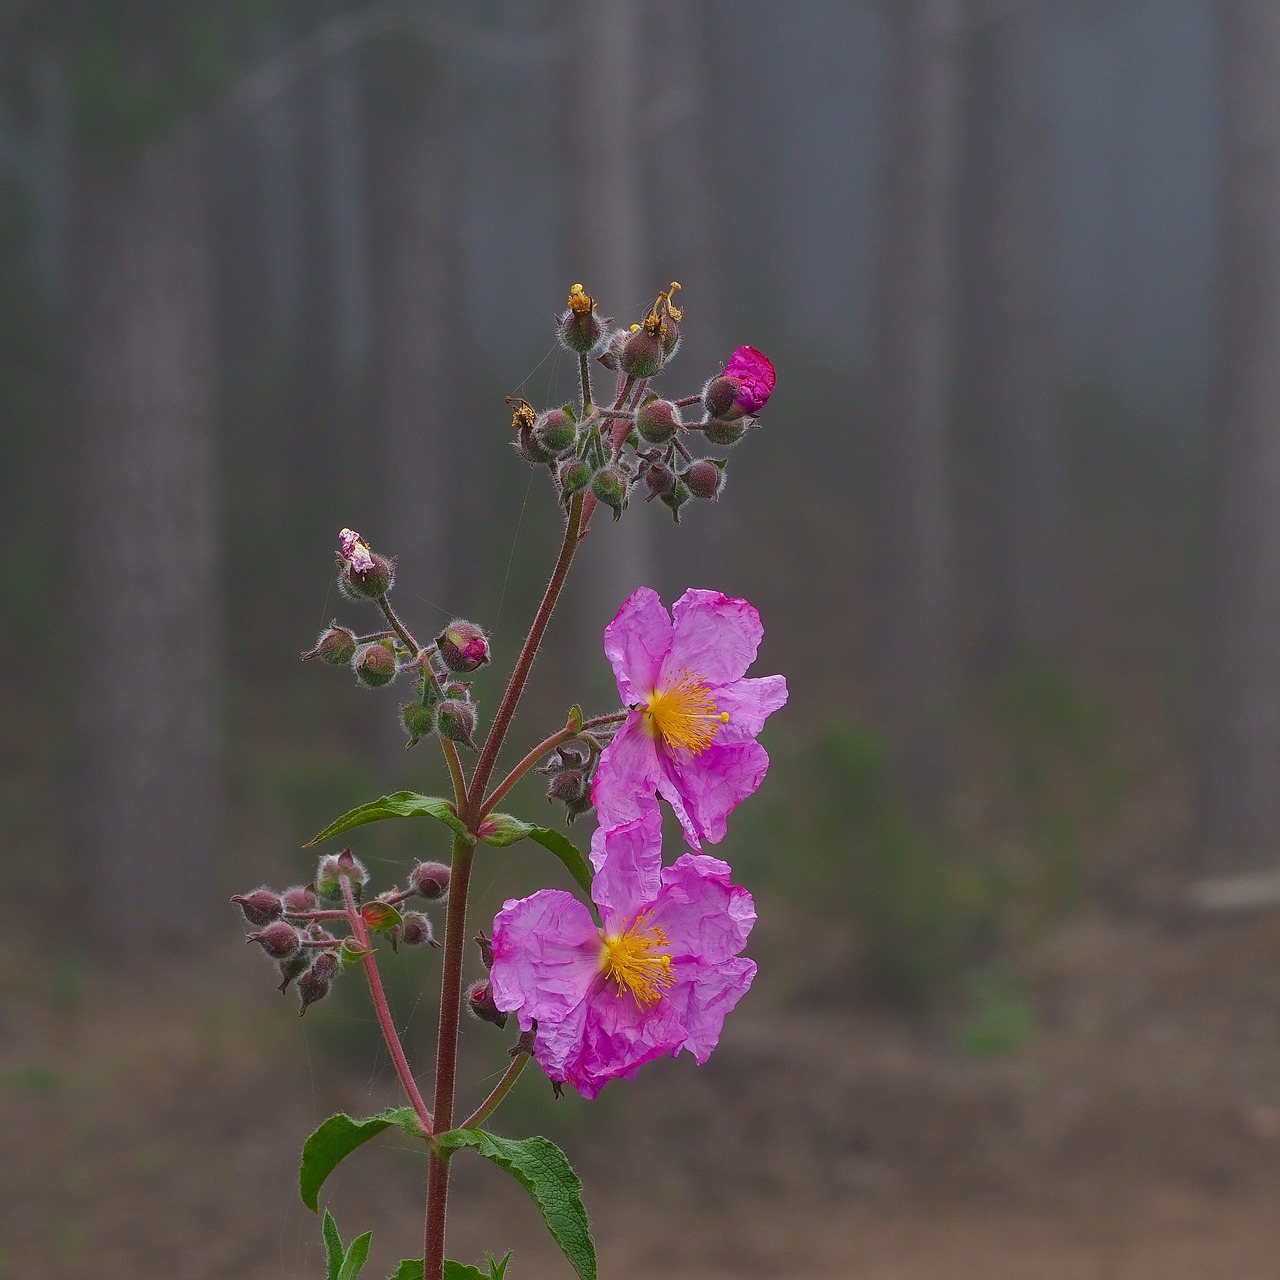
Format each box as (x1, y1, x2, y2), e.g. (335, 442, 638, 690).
(566, 705, 584, 733)
(486, 1252, 512, 1279)
(361, 900, 404, 932)
(525, 827, 594, 899)
(338, 1231, 374, 1280)
(301, 1109, 425, 1212)
(442, 1264, 485, 1280)
(478, 813, 534, 847)
(306, 792, 471, 847)
(339, 938, 375, 970)
(386, 1264, 422, 1280)
(435, 1130, 595, 1280)
(323, 1210, 343, 1280)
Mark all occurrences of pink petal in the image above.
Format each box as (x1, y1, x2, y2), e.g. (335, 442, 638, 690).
(723, 346, 775, 414)
(650, 853, 757, 965)
(603, 587, 673, 704)
(588, 809, 663, 928)
(712, 674, 789, 742)
(665, 590, 764, 687)
(665, 740, 773, 846)
(667, 956, 756, 1063)
(567, 985, 685, 1098)
(591, 715, 664, 831)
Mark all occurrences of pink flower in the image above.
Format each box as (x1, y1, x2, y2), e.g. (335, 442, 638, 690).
(338, 527, 375, 573)
(723, 345, 776, 414)
(489, 810, 756, 1099)
(591, 587, 787, 849)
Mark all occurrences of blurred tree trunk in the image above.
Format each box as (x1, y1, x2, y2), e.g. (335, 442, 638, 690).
(871, 0, 961, 802)
(956, 0, 1065, 667)
(1197, 1, 1280, 889)
(565, 0, 656, 664)
(74, 127, 220, 950)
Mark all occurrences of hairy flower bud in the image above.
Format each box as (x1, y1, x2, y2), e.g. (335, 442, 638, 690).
(532, 407, 578, 460)
(337, 529, 395, 600)
(684, 458, 726, 502)
(466, 979, 509, 1029)
(701, 375, 740, 421)
(316, 848, 368, 900)
(723, 344, 775, 413)
(591, 466, 629, 521)
(301, 625, 357, 665)
(354, 641, 397, 688)
(556, 457, 592, 502)
(643, 459, 677, 503)
(661, 478, 692, 524)
(297, 959, 333, 1015)
(557, 283, 607, 355)
(619, 326, 664, 379)
(437, 698, 478, 750)
(276, 950, 311, 994)
(596, 329, 628, 372)
(636, 397, 681, 445)
(249, 920, 302, 960)
(474, 930, 495, 970)
(702, 417, 750, 447)
(547, 768, 588, 806)
(410, 860, 451, 901)
(436, 620, 491, 674)
(231, 887, 283, 927)
(401, 911, 436, 947)
(401, 699, 437, 746)
(281, 884, 318, 914)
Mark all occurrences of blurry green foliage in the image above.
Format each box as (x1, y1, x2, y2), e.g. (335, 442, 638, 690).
(954, 965, 1038, 1058)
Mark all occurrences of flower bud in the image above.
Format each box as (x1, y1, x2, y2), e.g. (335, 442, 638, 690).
(354, 641, 397, 688)
(410, 860, 451, 901)
(547, 768, 588, 806)
(619, 326, 664, 379)
(248, 920, 302, 960)
(437, 698, 478, 750)
(701, 375, 741, 421)
(282, 884, 318, 914)
(401, 699, 437, 746)
(556, 457, 592, 502)
(684, 458, 726, 502)
(563, 792, 595, 825)
(301, 625, 357, 665)
(436, 620, 491, 674)
(591, 466, 629, 520)
(723, 344, 776, 413)
(596, 329, 628, 372)
(231, 887, 283, 927)
(702, 417, 750, 447)
(643, 459, 677, 503)
(531, 407, 578, 460)
(557, 283, 608, 356)
(276, 950, 311, 994)
(474, 930, 495, 970)
(466, 979, 509, 1029)
(661, 478, 691, 524)
(316, 848, 368, 900)
(337, 529, 395, 600)
(401, 911, 436, 947)
(297, 963, 332, 1015)
(636, 397, 681, 445)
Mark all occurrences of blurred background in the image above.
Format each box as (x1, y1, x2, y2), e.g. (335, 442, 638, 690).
(5, 0, 1280, 1276)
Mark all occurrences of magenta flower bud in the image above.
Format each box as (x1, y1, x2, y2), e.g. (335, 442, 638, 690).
(437, 698, 478, 750)
(231, 887, 283, 927)
(466, 979, 509, 1029)
(557, 283, 608, 356)
(436, 620, 491, 674)
(619, 327, 664, 379)
(684, 458, 726, 502)
(410, 860, 451, 901)
(723, 345, 775, 414)
(249, 920, 303, 960)
(401, 911, 436, 947)
(591, 466, 629, 520)
(636, 397, 681, 445)
(354, 642, 397, 688)
(301, 625, 357, 665)
(281, 884, 318, 914)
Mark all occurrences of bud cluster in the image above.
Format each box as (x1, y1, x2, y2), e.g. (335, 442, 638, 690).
(535, 732, 611, 825)
(232, 849, 448, 1014)
(512, 283, 776, 525)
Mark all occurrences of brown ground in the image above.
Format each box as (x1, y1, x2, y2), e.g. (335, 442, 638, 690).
(4, 901, 1280, 1280)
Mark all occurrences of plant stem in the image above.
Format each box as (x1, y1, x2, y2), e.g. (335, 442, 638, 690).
(477, 711, 626, 822)
(460, 1050, 531, 1130)
(423, 831, 476, 1279)
(464, 492, 585, 816)
(579, 351, 592, 415)
(378, 595, 468, 808)
(340, 875, 433, 1135)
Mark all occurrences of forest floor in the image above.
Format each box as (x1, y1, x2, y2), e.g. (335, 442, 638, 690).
(3, 900, 1280, 1280)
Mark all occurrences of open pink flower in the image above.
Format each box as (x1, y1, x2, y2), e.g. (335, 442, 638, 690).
(489, 810, 756, 1099)
(591, 587, 787, 849)
(724, 345, 776, 414)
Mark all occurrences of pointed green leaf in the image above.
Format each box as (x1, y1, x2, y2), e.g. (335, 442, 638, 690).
(339, 938, 375, 970)
(526, 826, 593, 899)
(387, 1262, 501, 1280)
(566, 705, 584, 733)
(478, 813, 534, 847)
(301, 1109, 425, 1212)
(361, 901, 404, 932)
(486, 1251, 512, 1279)
(435, 1129, 595, 1280)
(323, 1210, 343, 1280)
(338, 1231, 374, 1280)
(386, 1264, 422, 1280)
(306, 792, 471, 847)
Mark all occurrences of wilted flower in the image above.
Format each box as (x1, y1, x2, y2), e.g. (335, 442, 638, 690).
(338, 528, 375, 574)
(591, 587, 787, 849)
(489, 810, 756, 1099)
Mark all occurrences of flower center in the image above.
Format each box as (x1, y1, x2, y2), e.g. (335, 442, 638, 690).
(600, 912, 675, 1006)
(642, 669, 729, 756)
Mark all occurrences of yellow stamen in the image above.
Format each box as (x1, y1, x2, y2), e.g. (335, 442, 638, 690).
(642, 669, 730, 756)
(568, 282, 593, 314)
(600, 911, 675, 1006)
(505, 395, 536, 431)
(642, 281, 684, 339)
